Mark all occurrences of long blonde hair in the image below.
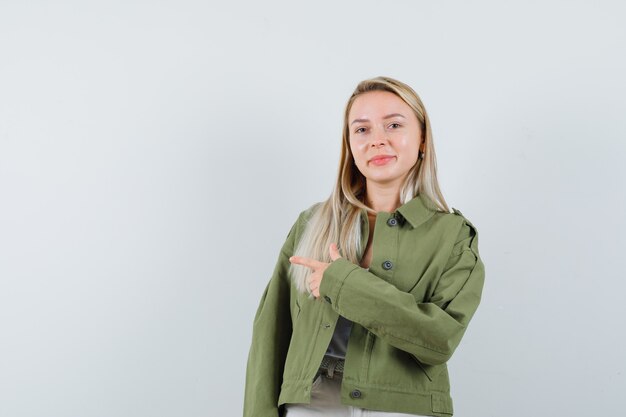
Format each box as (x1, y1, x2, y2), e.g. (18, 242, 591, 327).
(289, 76, 451, 296)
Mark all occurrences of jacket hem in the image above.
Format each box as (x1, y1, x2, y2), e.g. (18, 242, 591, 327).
(278, 379, 453, 417)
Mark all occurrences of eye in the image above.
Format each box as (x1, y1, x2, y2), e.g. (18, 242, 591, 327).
(388, 122, 401, 129)
(354, 127, 367, 134)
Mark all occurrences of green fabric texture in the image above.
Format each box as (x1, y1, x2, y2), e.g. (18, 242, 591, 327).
(243, 193, 485, 417)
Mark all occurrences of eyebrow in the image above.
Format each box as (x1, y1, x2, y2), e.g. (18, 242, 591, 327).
(350, 113, 406, 125)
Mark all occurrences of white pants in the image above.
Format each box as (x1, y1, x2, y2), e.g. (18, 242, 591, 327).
(284, 371, 427, 417)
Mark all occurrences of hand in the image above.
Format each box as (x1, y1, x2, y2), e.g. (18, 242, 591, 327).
(289, 243, 342, 298)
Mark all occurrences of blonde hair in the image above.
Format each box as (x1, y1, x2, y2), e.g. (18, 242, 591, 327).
(289, 76, 451, 296)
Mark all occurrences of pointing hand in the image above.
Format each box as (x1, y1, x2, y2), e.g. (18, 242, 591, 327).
(289, 243, 342, 298)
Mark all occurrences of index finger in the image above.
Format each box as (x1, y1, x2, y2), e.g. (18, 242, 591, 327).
(289, 255, 322, 270)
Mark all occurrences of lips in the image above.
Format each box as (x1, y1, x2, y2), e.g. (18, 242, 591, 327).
(369, 155, 396, 166)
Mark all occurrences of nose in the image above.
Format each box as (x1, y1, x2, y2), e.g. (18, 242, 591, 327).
(370, 125, 389, 148)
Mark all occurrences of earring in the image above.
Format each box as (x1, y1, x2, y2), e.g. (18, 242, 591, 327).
(419, 151, 425, 159)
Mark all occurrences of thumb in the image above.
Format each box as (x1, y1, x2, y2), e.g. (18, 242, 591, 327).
(329, 243, 342, 261)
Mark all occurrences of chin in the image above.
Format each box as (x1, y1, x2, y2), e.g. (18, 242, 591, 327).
(365, 174, 401, 184)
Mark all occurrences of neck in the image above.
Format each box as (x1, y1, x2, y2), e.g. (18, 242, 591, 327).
(364, 182, 402, 213)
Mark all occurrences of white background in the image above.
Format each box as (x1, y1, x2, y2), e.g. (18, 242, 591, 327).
(1, 1, 625, 416)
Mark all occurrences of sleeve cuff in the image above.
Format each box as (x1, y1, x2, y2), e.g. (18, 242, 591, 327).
(319, 257, 360, 307)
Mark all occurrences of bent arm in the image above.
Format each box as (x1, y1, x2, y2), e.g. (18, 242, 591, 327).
(319, 220, 485, 366)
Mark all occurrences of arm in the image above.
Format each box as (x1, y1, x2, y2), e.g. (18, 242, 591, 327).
(319, 219, 485, 366)
(243, 215, 300, 417)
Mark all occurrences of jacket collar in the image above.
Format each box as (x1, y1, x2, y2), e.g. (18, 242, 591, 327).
(396, 192, 438, 228)
(360, 193, 437, 229)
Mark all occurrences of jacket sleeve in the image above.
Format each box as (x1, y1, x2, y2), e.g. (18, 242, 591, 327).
(319, 218, 485, 366)
(243, 215, 300, 417)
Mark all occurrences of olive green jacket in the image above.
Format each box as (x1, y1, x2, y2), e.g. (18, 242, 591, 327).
(243, 193, 485, 417)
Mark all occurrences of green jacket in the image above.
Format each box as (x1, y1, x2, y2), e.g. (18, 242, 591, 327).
(243, 193, 485, 417)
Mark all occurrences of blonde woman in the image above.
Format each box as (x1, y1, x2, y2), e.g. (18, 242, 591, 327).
(243, 76, 485, 417)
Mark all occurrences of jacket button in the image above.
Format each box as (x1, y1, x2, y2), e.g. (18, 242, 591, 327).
(387, 217, 398, 227)
(382, 260, 393, 270)
(350, 389, 362, 398)
(324, 295, 332, 303)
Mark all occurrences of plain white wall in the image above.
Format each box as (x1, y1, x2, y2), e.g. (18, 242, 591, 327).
(1, 1, 624, 416)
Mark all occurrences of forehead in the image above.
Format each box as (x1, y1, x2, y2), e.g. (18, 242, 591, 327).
(349, 90, 412, 120)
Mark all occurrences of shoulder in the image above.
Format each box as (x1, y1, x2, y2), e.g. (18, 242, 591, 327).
(300, 201, 324, 221)
(426, 206, 480, 255)
(293, 201, 324, 228)
(285, 201, 324, 239)
(447, 207, 480, 256)
(449, 207, 478, 236)
(431, 206, 479, 234)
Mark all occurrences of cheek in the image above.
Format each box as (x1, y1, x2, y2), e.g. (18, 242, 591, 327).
(406, 152, 419, 168)
(349, 141, 367, 162)
(355, 138, 371, 151)
(396, 135, 420, 155)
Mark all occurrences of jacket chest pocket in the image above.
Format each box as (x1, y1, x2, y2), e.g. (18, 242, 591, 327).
(393, 235, 440, 295)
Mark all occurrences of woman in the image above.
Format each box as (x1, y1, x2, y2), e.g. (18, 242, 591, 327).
(243, 76, 485, 417)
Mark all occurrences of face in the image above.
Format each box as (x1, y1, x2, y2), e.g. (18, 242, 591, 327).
(348, 90, 423, 188)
